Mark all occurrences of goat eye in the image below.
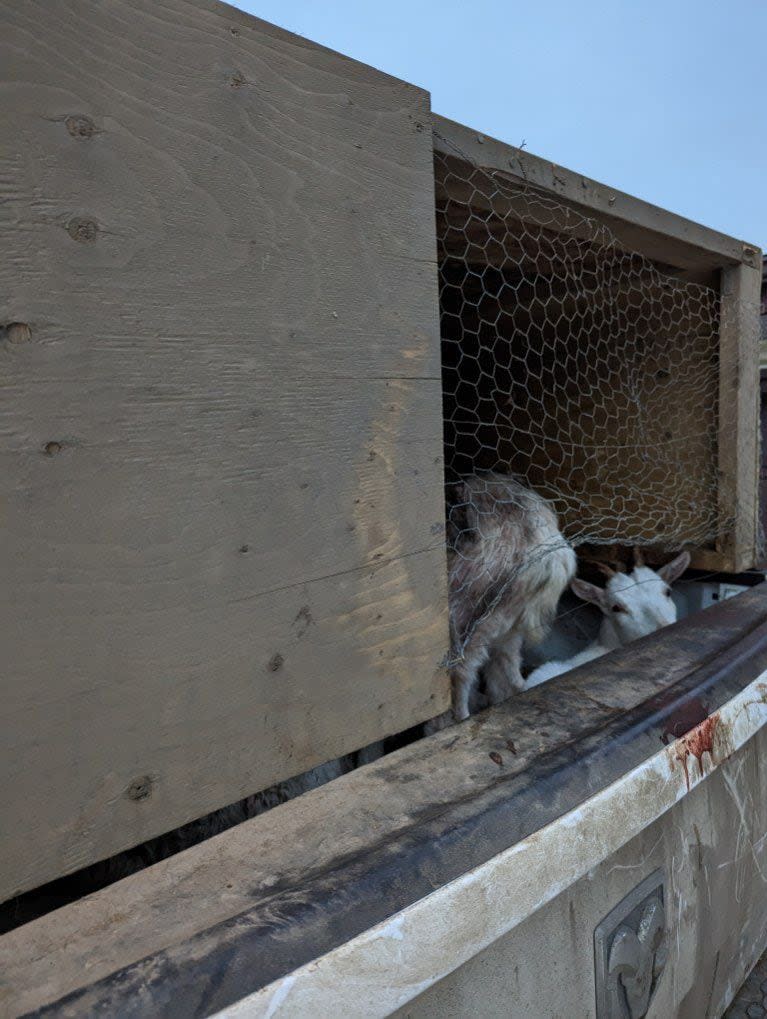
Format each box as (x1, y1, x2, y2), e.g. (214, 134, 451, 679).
(611, 604, 626, 613)
(665, 588, 672, 597)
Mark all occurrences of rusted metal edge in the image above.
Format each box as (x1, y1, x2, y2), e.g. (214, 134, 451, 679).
(19, 586, 767, 1019)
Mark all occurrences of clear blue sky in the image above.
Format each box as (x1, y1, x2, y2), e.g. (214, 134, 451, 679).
(234, 0, 766, 250)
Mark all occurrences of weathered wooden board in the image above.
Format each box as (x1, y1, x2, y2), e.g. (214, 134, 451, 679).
(716, 262, 762, 571)
(433, 115, 761, 280)
(0, 0, 449, 899)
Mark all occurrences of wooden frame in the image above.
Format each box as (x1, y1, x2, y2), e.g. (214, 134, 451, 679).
(712, 263, 762, 571)
(433, 114, 762, 573)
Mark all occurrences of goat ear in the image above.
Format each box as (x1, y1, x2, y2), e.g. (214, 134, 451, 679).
(595, 562, 616, 579)
(570, 577, 608, 609)
(657, 550, 690, 585)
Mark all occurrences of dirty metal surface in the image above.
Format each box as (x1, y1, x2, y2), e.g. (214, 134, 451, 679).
(211, 673, 767, 1019)
(388, 727, 767, 1019)
(594, 870, 667, 1019)
(725, 949, 767, 1019)
(6, 585, 767, 1018)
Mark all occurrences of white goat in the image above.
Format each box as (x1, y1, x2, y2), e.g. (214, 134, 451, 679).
(525, 549, 691, 688)
(446, 472, 576, 721)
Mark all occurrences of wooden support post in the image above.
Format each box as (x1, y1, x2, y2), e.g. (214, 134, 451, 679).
(716, 257, 762, 571)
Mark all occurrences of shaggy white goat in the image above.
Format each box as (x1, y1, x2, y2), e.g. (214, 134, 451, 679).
(525, 549, 691, 688)
(446, 472, 576, 721)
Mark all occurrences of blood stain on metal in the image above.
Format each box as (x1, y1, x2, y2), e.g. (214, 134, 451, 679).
(671, 712, 721, 791)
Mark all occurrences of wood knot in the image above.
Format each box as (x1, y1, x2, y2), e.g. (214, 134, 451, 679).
(67, 217, 99, 243)
(268, 653, 284, 672)
(126, 776, 153, 801)
(43, 441, 62, 456)
(4, 322, 31, 344)
(65, 115, 96, 138)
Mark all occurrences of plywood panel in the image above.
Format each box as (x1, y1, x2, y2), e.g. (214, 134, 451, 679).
(0, 0, 448, 899)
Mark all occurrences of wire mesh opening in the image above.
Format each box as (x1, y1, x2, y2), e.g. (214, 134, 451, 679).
(435, 133, 727, 666)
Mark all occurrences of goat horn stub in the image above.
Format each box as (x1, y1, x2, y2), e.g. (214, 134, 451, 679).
(633, 546, 645, 567)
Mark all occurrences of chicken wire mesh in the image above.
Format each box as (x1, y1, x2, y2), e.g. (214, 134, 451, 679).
(435, 133, 729, 663)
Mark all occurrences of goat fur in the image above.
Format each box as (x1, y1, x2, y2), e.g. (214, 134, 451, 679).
(446, 472, 576, 721)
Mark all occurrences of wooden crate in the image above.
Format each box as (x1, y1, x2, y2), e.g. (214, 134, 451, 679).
(0, 0, 449, 901)
(433, 116, 762, 574)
